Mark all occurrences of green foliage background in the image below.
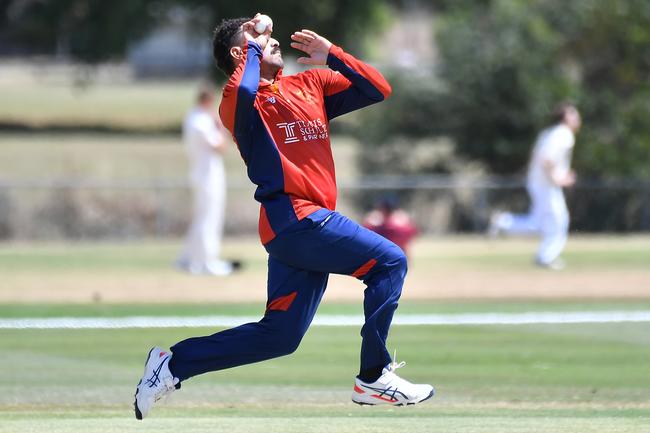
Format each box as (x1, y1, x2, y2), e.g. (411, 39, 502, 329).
(358, 0, 650, 179)
(1, 0, 648, 179)
(0, 0, 388, 61)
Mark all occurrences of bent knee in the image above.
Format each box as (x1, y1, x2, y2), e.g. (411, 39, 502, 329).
(385, 246, 408, 274)
(262, 324, 304, 357)
(271, 333, 302, 356)
(362, 245, 408, 281)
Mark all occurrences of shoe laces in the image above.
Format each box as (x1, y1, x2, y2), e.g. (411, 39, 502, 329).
(153, 376, 177, 402)
(379, 350, 413, 401)
(388, 349, 406, 372)
(160, 376, 178, 403)
(148, 357, 178, 401)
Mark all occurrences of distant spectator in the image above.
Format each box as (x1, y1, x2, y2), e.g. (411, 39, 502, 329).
(489, 103, 581, 270)
(363, 197, 418, 256)
(176, 87, 238, 276)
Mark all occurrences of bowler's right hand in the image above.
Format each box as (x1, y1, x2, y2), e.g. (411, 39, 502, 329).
(242, 13, 273, 50)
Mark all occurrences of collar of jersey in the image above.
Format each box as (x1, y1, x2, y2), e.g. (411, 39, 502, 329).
(259, 69, 284, 91)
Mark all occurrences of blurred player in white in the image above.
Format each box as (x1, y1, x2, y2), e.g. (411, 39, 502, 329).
(490, 103, 581, 270)
(177, 87, 234, 276)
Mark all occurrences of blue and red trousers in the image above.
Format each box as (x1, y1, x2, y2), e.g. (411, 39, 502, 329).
(169, 209, 407, 381)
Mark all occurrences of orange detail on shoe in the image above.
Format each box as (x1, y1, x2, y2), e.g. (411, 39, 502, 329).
(267, 291, 298, 312)
(353, 385, 366, 394)
(259, 206, 276, 245)
(159, 351, 167, 358)
(372, 394, 397, 403)
(351, 259, 377, 278)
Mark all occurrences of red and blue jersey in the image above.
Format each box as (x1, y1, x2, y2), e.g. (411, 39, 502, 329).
(220, 41, 391, 244)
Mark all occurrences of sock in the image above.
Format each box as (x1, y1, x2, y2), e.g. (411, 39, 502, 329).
(357, 365, 384, 383)
(167, 355, 182, 389)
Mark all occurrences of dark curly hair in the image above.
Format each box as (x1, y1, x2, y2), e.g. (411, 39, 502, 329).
(213, 17, 249, 76)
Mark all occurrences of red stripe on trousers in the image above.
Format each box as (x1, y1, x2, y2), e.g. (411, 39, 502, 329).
(267, 291, 298, 312)
(351, 259, 377, 278)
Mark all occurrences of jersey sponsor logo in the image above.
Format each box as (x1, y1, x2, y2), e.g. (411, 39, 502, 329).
(276, 118, 329, 144)
(276, 122, 300, 144)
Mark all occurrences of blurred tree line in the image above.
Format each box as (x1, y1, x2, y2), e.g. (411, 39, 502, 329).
(1, 0, 647, 180)
(358, 0, 650, 180)
(0, 0, 387, 61)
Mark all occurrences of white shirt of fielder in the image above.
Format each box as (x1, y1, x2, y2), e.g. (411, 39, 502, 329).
(177, 106, 233, 276)
(493, 114, 579, 268)
(527, 124, 575, 192)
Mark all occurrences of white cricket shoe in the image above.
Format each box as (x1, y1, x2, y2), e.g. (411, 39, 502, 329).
(351, 359, 434, 406)
(134, 347, 179, 420)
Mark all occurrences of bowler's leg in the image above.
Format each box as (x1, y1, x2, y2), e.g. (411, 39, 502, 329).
(262, 211, 433, 406)
(265, 212, 406, 380)
(355, 240, 407, 379)
(168, 256, 328, 381)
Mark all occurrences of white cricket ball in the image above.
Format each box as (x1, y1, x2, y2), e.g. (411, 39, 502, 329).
(254, 15, 272, 34)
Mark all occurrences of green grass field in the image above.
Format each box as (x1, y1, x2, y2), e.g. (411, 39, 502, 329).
(1, 321, 649, 432)
(1, 238, 650, 432)
(2, 61, 649, 433)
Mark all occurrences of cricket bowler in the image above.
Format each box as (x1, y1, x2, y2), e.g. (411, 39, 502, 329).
(134, 13, 434, 419)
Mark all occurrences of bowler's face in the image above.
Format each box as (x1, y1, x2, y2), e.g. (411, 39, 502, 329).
(262, 37, 284, 70)
(232, 32, 283, 76)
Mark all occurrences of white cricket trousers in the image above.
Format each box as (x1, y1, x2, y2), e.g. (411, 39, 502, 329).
(497, 185, 569, 265)
(179, 166, 228, 274)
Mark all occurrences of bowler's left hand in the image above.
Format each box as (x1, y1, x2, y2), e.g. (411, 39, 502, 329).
(290, 30, 332, 65)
